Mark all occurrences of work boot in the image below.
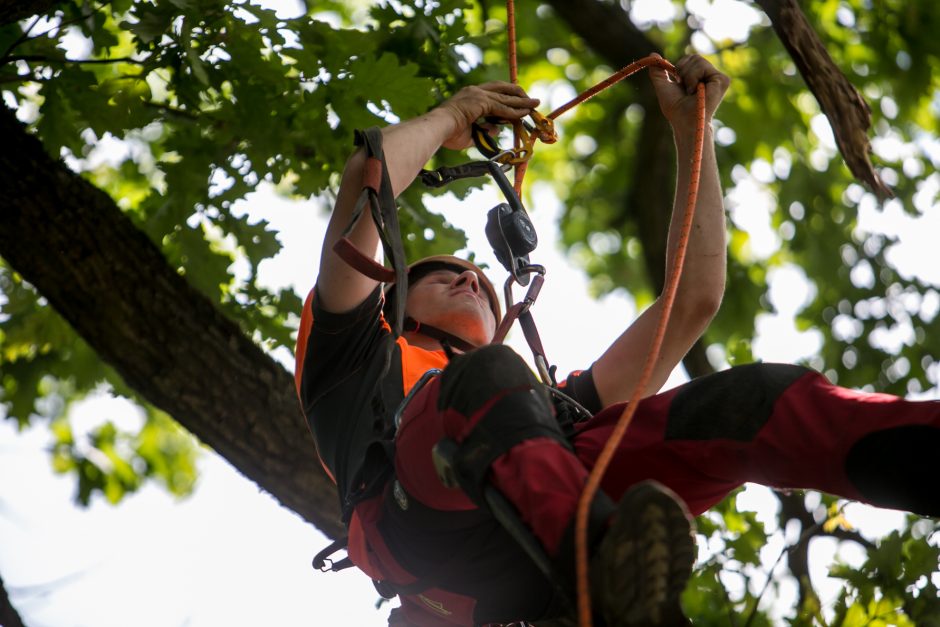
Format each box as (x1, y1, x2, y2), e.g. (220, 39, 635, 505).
(591, 480, 696, 627)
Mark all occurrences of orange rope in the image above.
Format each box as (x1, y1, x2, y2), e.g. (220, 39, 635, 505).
(507, 0, 518, 84)
(506, 0, 525, 195)
(548, 56, 679, 120)
(499, 5, 708, 624)
(504, 29, 687, 197)
(574, 83, 706, 627)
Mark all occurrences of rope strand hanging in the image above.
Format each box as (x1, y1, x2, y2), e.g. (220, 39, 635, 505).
(572, 82, 705, 627)
(500, 2, 708, 626)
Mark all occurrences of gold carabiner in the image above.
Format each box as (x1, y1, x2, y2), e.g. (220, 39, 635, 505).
(475, 110, 557, 167)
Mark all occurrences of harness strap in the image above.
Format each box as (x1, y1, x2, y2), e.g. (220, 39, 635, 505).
(403, 317, 477, 354)
(491, 272, 555, 384)
(518, 310, 554, 386)
(332, 128, 409, 336)
(492, 301, 520, 346)
(419, 161, 499, 188)
(334, 237, 395, 282)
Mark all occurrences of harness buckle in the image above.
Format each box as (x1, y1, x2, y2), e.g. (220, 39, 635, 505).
(312, 537, 353, 573)
(393, 368, 442, 430)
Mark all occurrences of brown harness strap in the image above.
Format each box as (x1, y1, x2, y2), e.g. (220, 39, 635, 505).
(332, 128, 409, 335)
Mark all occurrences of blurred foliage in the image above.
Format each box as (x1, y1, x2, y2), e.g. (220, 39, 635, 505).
(0, 0, 939, 623)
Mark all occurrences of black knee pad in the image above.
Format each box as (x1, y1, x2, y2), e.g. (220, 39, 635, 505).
(438, 344, 542, 415)
(845, 425, 940, 518)
(666, 362, 811, 441)
(434, 386, 570, 504)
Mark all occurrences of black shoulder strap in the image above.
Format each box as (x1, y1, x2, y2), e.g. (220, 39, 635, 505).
(332, 127, 409, 337)
(357, 127, 408, 337)
(403, 317, 476, 354)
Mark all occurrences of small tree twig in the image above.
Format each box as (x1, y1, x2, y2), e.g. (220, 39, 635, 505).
(5, 54, 144, 65)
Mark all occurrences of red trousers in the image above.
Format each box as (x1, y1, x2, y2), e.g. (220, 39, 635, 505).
(381, 359, 940, 625)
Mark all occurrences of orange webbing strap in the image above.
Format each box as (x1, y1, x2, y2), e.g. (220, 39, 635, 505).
(333, 127, 409, 335)
(574, 83, 707, 627)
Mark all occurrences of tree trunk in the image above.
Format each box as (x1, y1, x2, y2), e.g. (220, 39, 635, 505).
(0, 106, 344, 539)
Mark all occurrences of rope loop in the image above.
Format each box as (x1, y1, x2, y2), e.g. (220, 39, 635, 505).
(500, 51, 682, 194)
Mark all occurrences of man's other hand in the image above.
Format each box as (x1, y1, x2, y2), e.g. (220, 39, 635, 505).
(648, 53, 730, 133)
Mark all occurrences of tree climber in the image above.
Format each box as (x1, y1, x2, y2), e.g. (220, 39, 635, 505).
(294, 53, 939, 626)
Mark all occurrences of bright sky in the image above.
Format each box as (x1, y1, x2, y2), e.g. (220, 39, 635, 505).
(2, 1, 939, 626)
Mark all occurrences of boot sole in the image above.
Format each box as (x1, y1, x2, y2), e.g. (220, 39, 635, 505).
(592, 480, 696, 627)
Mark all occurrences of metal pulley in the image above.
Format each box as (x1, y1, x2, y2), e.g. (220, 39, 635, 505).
(483, 160, 538, 286)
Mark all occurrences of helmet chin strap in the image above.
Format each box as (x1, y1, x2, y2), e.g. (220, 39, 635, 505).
(404, 317, 478, 354)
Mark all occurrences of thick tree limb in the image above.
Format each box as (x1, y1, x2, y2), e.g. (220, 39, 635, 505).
(0, 106, 344, 539)
(755, 0, 892, 199)
(552, 0, 891, 204)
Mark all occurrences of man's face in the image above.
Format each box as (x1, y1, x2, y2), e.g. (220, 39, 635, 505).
(404, 268, 497, 346)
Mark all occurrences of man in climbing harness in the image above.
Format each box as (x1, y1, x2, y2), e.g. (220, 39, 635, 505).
(295, 53, 939, 627)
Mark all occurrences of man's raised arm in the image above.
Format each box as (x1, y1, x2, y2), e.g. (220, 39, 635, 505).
(316, 83, 539, 315)
(592, 54, 731, 405)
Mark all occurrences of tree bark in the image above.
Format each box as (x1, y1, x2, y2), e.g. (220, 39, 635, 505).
(555, 0, 894, 200)
(754, 0, 891, 199)
(0, 106, 344, 539)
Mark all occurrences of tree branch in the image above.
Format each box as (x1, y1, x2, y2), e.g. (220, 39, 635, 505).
(776, 490, 875, 610)
(5, 54, 143, 65)
(754, 0, 892, 199)
(0, 105, 344, 540)
(542, 0, 660, 63)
